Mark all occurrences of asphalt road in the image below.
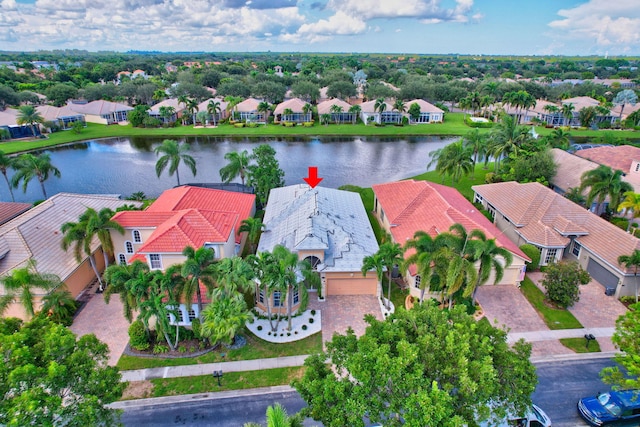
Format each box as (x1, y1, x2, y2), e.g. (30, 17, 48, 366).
(119, 357, 619, 427)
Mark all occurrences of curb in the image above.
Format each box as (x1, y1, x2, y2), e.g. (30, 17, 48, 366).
(108, 385, 296, 409)
(531, 351, 620, 364)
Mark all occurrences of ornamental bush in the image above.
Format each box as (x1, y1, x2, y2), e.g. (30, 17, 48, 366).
(541, 261, 591, 308)
(128, 320, 149, 351)
(520, 244, 541, 271)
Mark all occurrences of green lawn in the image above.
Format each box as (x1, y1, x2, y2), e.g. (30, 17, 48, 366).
(5, 112, 635, 155)
(116, 330, 322, 371)
(519, 276, 583, 330)
(146, 366, 306, 398)
(411, 162, 492, 200)
(559, 337, 601, 353)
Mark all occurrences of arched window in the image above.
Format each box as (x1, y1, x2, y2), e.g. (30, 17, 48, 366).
(132, 230, 142, 243)
(118, 253, 127, 265)
(304, 256, 321, 270)
(125, 241, 134, 254)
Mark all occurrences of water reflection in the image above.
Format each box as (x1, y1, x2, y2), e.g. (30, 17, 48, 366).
(3, 135, 457, 203)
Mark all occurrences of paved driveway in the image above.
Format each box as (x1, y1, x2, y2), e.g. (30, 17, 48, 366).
(308, 295, 383, 344)
(70, 284, 130, 366)
(476, 284, 548, 333)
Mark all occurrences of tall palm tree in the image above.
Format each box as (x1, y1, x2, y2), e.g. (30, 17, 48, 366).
(282, 108, 294, 122)
(269, 245, 304, 331)
(207, 100, 221, 126)
(546, 128, 571, 149)
(302, 103, 313, 122)
(348, 104, 361, 124)
(0, 260, 62, 319)
(61, 217, 105, 290)
(428, 139, 474, 184)
(257, 101, 270, 124)
(403, 231, 450, 301)
(561, 103, 575, 126)
(463, 128, 487, 177)
(186, 98, 199, 125)
(613, 89, 638, 121)
(393, 99, 406, 124)
(330, 104, 343, 124)
(374, 98, 387, 124)
(487, 114, 531, 171)
(83, 207, 124, 268)
(371, 241, 403, 310)
(177, 95, 189, 125)
(0, 150, 16, 202)
(219, 149, 251, 185)
(16, 105, 44, 137)
(138, 271, 181, 351)
(180, 245, 217, 319)
(361, 252, 385, 300)
(239, 217, 265, 254)
(458, 96, 471, 121)
(464, 229, 513, 304)
(248, 250, 279, 330)
(224, 96, 243, 121)
(212, 256, 255, 297)
(154, 139, 197, 186)
(618, 191, 640, 232)
(580, 165, 633, 213)
(618, 250, 640, 303)
(11, 153, 61, 199)
(543, 104, 560, 125)
(103, 260, 150, 323)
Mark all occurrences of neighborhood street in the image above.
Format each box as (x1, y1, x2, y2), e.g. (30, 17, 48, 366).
(116, 357, 617, 427)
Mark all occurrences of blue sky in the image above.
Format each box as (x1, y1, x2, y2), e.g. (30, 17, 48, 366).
(0, 0, 638, 55)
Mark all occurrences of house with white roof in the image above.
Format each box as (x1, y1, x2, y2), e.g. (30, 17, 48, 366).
(405, 99, 444, 124)
(0, 193, 136, 320)
(36, 105, 85, 130)
(257, 184, 380, 314)
(359, 99, 397, 124)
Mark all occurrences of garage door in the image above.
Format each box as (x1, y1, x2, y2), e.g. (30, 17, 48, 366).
(326, 278, 377, 296)
(587, 258, 618, 288)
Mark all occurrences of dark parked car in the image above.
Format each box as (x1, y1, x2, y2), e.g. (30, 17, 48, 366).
(578, 389, 640, 426)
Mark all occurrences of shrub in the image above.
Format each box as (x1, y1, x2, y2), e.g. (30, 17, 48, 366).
(257, 325, 263, 331)
(302, 325, 308, 330)
(178, 346, 187, 354)
(520, 244, 541, 271)
(178, 326, 194, 341)
(484, 172, 503, 184)
(191, 318, 201, 339)
(541, 261, 591, 308)
(128, 320, 149, 351)
(153, 344, 169, 354)
(303, 122, 314, 127)
(620, 296, 637, 304)
(310, 309, 316, 316)
(309, 318, 314, 324)
(287, 332, 291, 336)
(198, 341, 206, 350)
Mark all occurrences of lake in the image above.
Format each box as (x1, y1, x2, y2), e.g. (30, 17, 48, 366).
(3, 135, 458, 203)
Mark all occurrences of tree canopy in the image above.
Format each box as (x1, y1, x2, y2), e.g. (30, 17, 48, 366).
(0, 317, 125, 427)
(601, 303, 640, 390)
(293, 301, 537, 427)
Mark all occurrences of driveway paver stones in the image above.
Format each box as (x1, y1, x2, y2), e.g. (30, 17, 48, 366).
(476, 284, 549, 333)
(308, 295, 383, 344)
(70, 285, 131, 366)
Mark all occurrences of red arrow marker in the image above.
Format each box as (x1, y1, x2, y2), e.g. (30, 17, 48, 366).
(303, 166, 323, 188)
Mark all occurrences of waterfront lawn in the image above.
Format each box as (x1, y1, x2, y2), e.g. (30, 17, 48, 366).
(116, 330, 322, 371)
(520, 276, 583, 330)
(411, 162, 492, 200)
(147, 366, 306, 398)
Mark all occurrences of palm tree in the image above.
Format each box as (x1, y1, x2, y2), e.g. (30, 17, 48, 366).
(11, 153, 61, 199)
(393, 99, 406, 123)
(487, 114, 531, 171)
(177, 95, 189, 125)
(158, 106, 176, 125)
(613, 89, 638, 121)
(248, 250, 279, 331)
(464, 230, 513, 304)
(543, 104, 560, 125)
(239, 217, 265, 254)
(186, 98, 199, 125)
(580, 165, 633, 213)
(428, 139, 474, 184)
(403, 231, 450, 301)
(0, 260, 62, 318)
(361, 252, 385, 301)
(479, 95, 494, 118)
(458, 96, 471, 121)
(561, 103, 575, 127)
(83, 207, 124, 268)
(618, 250, 640, 303)
(463, 128, 487, 177)
(257, 101, 270, 124)
(374, 98, 387, 124)
(180, 245, 217, 319)
(618, 191, 640, 232)
(282, 108, 294, 123)
(269, 245, 304, 331)
(40, 287, 77, 325)
(348, 104, 361, 124)
(564, 187, 586, 206)
(0, 150, 16, 202)
(219, 149, 250, 185)
(138, 271, 181, 351)
(546, 128, 571, 149)
(302, 103, 313, 122)
(578, 106, 598, 128)
(212, 256, 255, 297)
(330, 104, 343, 124)
(367, 242, 403, 310)
(16, 105, 44, 137)
(207, 100, 221, 126)
(201, 291, 252, 345)
(61, 217, 106, 291)
(224, 96, 243, 121)
(103, 260, 150, 323)
(154, 139, 197, 186)
(320, 113, 331, 126)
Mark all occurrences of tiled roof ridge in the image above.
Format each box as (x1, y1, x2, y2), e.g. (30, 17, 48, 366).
(519, 185, 552, 224)
(392, 187, 430, 224)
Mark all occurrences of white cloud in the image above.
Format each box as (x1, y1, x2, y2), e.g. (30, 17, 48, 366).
(548, 0, 640, 50)
(297, 10, 366, 36)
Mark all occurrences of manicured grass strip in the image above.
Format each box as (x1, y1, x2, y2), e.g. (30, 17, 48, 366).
(559, 337, 601, 353)
(519, 276, 583, 330)
(148, 366, 306, 398)
(116, 330, 322, 371)
(411, 162, 491, 200)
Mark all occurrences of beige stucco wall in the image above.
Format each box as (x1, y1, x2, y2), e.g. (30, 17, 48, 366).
(297, 249, 325, 264)
(64, 248, 106, 297)
(83, 114, 109, 125)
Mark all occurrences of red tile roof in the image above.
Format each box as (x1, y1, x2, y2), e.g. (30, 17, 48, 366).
(574, 145, 640, 174)
(373, 180, 529, 274)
